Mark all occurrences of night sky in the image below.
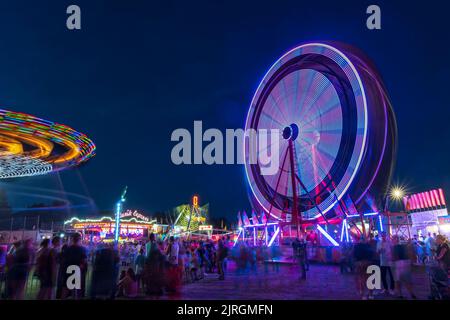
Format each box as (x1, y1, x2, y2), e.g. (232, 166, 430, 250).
(0, 0, 448, 219)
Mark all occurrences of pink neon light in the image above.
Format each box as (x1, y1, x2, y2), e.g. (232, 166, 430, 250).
(430, 191, 437, 207)
(425, 192, 432, 208)
(439, 188, 446, 206)
(423, 192, 430, 208)
(409, 195, 415, 210)
(411, 195, 417, 210)
(419, 193, 425, 209)
(420, 192, 428, 209)
(433, 190, 441, 206)
(417, 194, 423, 209)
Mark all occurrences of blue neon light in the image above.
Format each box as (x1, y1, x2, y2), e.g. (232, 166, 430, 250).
(317, 225, 339, 246)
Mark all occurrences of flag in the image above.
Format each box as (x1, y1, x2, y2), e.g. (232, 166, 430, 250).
(237, 211, 242, 228)
(260, 211, 268, 224)
(242, 211, 250, 226)
(251, 210, 260, 225)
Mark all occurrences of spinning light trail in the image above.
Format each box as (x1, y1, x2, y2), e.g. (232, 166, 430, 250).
(0, 109, 96, 178)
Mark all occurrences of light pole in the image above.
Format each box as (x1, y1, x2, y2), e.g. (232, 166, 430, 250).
(114, 186, 128, 244)
(385, 186, 405, 237)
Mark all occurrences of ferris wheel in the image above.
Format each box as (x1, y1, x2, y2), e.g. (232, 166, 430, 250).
(244, 42, 397, 227)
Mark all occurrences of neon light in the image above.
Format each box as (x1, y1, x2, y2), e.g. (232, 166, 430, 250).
(192, 195, 198, 207)
(243, 43, 369, 221)
(419, 193, 425, 209)
(0, 153, 53, 179)
(345, 220, 350, 242)
(439, 188, 446, 206)
(268, 227, 280, 247)
(430, 191, 437, 207)
(0, 109, 95, 179)
(64, 216, 156, 225)
(433, 190, 441, 206)
(317, 225, 339, 246)
(346, 212, 379, 218)
(243, 222, 278, 228)
(340, 219, 346, 242)
(265, 226, 268, 246)
(115, 187, 127, 243)
(233, 229, 242, 247)
(378, 215, 384, 232)
(253, 227, 256, 246)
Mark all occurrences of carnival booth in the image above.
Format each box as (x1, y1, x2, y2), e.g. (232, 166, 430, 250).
(64, 210, 159, 242)
(404, 189, 448, 238)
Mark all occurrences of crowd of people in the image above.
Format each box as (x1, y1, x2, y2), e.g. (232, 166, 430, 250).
(338, 232, 449, 300)
(0, 233, 234, 299)
(0, 231, 448, 300)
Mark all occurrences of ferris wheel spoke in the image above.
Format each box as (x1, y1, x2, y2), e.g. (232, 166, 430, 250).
(304, 101, 342, 125)
(300, 81, 333, 121)
(267, 93, 288, 123)
(315, 143, 340, 163)
(297, 70, 318, 117)
(260, 111, 285, 128)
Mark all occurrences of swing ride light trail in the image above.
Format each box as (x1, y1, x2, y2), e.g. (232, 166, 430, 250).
(0, 109, 96, 179)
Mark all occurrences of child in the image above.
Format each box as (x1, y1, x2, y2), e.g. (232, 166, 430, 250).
(190, 248, 200, 281)
(184, 250, 192, 283)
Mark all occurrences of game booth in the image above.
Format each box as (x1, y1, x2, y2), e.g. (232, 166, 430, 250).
(64, 210, 166, 243)
(404, 188, 449, 238)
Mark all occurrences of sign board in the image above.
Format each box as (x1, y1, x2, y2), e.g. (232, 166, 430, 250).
(120, 210, 149, 222)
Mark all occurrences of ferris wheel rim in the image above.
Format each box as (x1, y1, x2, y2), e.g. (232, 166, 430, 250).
(244, 42, 369, 220)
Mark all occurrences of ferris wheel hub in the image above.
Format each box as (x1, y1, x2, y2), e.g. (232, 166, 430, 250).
(282, 123, 299, 141)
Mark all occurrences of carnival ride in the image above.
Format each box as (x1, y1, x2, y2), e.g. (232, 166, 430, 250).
(243, 42, 397, 244)
(171, 196, 210, 238)
(0, 109, 96, 179)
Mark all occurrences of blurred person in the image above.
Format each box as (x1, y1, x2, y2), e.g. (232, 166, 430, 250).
(145, 233, 157, 257)
(190, 248, 200, 281)
(56, 242, 68, 299)
(217, 240, 228, 280)
(293, 238, 307, 280)
(61, 233, 87, 299)
(116, 269, 126, 297)
(165, 236, 180, 293)
(427, 235, 449, 300)
(4, 241, 21, 299)
(197, 242, 206, 279)
(117, 267, 138, 298)
(49, 236, 61, 299)
(392, 235, 416, 299)
(425, 232, 436, 261)
(435, 235, 449, 271)
(36, 238, 57, 299)
(143, 239, 164, 295)
(134, 248, 146, 291)
(353, 236, 374, 299)
(376, 232, 395, 295)
(90, 243, 119, 299)
(8, 239, 33, 300)
(183, 249, 191, 283)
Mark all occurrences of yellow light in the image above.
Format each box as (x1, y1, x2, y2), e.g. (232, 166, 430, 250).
(192, 195, 199, 207)
(391, 187, 404, 200)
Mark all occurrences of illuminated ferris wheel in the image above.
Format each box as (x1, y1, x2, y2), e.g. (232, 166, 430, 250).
(244, 43, 397, 227)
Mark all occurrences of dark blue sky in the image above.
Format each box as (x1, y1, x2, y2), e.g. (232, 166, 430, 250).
(0, 0, 448, 219)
